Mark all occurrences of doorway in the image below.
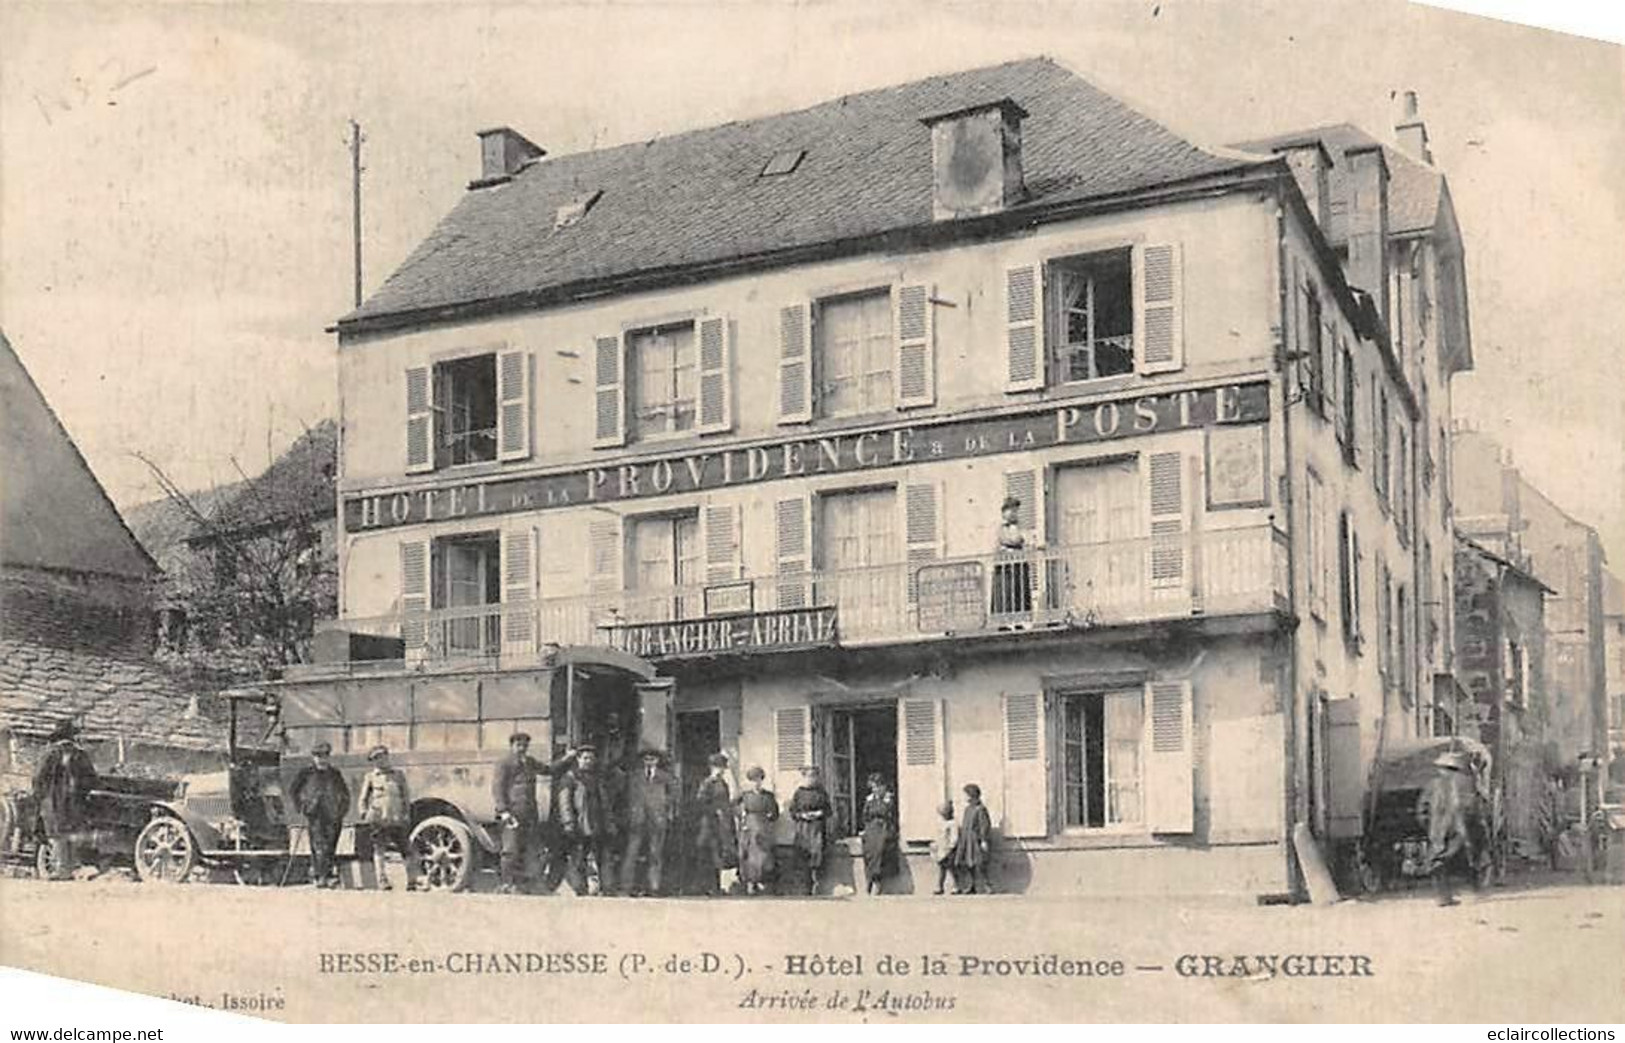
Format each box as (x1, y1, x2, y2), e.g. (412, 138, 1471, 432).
(675, 709, 722, 802)
(824, 704, 898, 838)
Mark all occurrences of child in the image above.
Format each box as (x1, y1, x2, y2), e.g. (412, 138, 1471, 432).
(930, 800, 959, 895)
(954, 783, 993, 894)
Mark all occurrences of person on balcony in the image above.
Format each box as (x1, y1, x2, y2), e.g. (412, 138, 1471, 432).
(860, 773, 899, 895)
(991, 495, 1034, 620)
(357, 745, 420, 892)
(788, 765, 833, 895)
(620, 747, 678, 896)
(736, 765, 779, 896)
(290, 741, 349, 889)
(32, 719, 96, 881)
(690, 753, 738, 896)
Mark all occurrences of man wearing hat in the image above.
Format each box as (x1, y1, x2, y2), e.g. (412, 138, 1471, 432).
(290, 740, 350, 888)
(1425, 748, 1477, 906)
(31, 719, 97, 880)
(556, 744, 616, 895)
(619, 747, 678, 896)
(491, 732, 576, 894)
(357, 745, 418, 891)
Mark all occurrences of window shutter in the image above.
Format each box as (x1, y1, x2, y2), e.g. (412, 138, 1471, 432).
(778, 304, 813, 423)
(894, 284, 935, 409)
(1000, 691, 1048, 838)
(405, 366, 433, 474)
(399, 539, 429, 648)
(593, 334, 626, 448)
(502, 527, 536, 649)
(1145, 451, 1187, 592)
(697, 316, 734, 434)
(1338, 512, 1353, 642)
(772, 705, 812, 804)
(1004, 264, 1044, 392)
(774, 496, 811, 608)
(903, 481, 943, 605)
(496, 349, 532, 461)
(1321, 320, 1336, 416)
(703, 502, 744, 586)
(1003, 469, 1041, 535)
(1136, 243, 1184, 374)
(1143, 680, 1194, 833)
(896, 697, 945, 842)
(587, 516, 622, 595)
(1352, 528, 1364, 643)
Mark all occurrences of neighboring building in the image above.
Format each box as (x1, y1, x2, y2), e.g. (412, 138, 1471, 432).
(1453, 428, 1609, 776)
(0, 331, 227, 789)
(1454, 536, 1552, 855)
(1604, 570, 1624, 790)
(325, 59, 1471, 896)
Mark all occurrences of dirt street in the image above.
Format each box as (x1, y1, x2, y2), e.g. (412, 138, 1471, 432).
(2, 873, 1622, 1023)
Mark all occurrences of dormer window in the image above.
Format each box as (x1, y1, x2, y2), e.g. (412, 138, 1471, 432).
(554, 190, 602, 230)
(760, 150, 805, 177)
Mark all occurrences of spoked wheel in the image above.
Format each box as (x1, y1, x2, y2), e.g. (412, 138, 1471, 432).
(34, 841, 59, 881)
(409, 816, 475, 892)
(134, 817, 197, 883)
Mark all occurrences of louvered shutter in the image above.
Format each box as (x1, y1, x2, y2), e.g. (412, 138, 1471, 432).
(1003, 469, 1040, 533)
(399, 540, 429, 648)
(588, 516, 622, 595)
(405, 366, 433, 474)
(1003, 469, 1043, 611)
(903, 482, 943, 605)
(778, 304, 813, 423)
(1143, 680, 1194, 833)
(1321, 319, 1336, 417)
(1000, 691, 1047, 837)
(1351, 528, 1364, 644)
(894, 284, 935, 409)
(496, 349, 532, 461)
(774, 496, 811, 608)
(1339, 512, 1354, 643)
(703, 502, 744, 586)
(696, 316, 734, 434)
(502, 527, 536, 649)
(593, 334, 626, 447)
(1004, 264, 1044, 392)
(1135, 243, 1183, 374)
(1145, 451, 1187, 592)
(773, 705, 812, 805)
(897, 697, 945, 842)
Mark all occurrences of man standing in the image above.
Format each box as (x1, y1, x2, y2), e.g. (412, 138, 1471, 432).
(1425, 748, 1477, 906)
(492, 732, 575, 894)
(290, 741, 350, 888)
(557, 745, 616, 895)
(31, 720, 96, 880)
(357, 745, 419, 891)
(619, 747, 677, 897)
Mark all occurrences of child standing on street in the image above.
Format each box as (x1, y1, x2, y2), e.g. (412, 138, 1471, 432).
(954, 783, 994, 894)
(930, 800, 959, 895)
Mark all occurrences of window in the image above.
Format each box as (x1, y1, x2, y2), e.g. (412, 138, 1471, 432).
(1395, 426, 1411, 544)
(1378, 561, 1393, 683)
(815, 487, 899, 633)
(823, 705, 898, 839)
(1340, 339, 1357, 465)
(1375, 387, 1391, 508)
(1304, 287, 1326, 414)
(435, 355, 498, 467)
(1506, 641, 1527, 708)
(432, 533, 501, 654)
(629, 322, 697, 439)
(816, 290, 893, 418)
(760, 149, 805, 177)
(625, 513, 701, 621)
(1338, 511, 1363, 648)
(1049, 249, 1133, 383)
(1397, 584, 1411, 703)
(1305, 470, 1328, 620)
(1060, 689, 1144, 829)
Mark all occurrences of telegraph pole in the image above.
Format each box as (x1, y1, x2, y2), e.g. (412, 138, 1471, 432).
(349, 119, 364, 307)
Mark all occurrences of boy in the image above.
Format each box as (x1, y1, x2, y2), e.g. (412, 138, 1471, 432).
(930, 800, 959, 895)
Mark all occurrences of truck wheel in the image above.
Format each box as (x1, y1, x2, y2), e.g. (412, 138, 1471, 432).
(410, 816, 475, 892)
(135, 817, 197, 883)
(34, 841, 58, 881)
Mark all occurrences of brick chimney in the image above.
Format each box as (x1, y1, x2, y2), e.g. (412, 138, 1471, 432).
(1277, 140, 1333, 232)
(1343, 144, 1391, 331)
(920, 99, 1027, 221)
(1394, 90, 1433, 166)
(475, 126, 545, 184)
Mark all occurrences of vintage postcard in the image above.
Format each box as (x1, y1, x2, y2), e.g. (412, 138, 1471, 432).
(1, 0, 1622, 1025)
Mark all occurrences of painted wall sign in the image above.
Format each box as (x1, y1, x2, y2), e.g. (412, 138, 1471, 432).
(915, 561, 988, 633)
(602, 605, 838, 660)
(345, 381, 1271, 532)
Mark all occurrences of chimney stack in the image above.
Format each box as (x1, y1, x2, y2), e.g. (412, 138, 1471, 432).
(920, 99, 1028, 221)
(1394, 90, 1433, 166)
(1277, 141, 1333, 232)
(1344, 144, 1391, 333)
(475, 126, 545, 184)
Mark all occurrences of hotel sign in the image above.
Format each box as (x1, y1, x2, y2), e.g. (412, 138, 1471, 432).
(345, 381, 1270, 531)
(602, 605, 838, 660)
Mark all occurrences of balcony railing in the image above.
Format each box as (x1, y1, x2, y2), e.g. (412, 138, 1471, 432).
(341, 524, 1288, 662)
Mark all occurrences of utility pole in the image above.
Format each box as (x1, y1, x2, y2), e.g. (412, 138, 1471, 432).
(350, 119, 364, 307)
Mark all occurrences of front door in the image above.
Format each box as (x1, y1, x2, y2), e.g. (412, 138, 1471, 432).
(823, 704, 898, 838)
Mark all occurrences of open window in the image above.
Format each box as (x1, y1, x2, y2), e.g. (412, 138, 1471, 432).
(1047, 248, 1134, 384)
(436, 355, 498, 467)
(405, 349, 531, 473)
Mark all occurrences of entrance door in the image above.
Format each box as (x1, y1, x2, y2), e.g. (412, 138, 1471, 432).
(675, 709, 722, 802)
(434, 534, 500, 654)
(817, 488, 900, 635)
(824, 704, 898, 838)
(1051, 460, 1141, 619)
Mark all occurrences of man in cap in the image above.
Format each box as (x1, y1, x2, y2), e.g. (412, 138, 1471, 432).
(1425, 748, 1477, 906)
(31, 720, 97, 880)
(619, 747, 678, 896)
(290, 740, 350, 888)
(357, 745, 419, 891)
(491, 732, 576, 894)
(556, 744, 616, 895)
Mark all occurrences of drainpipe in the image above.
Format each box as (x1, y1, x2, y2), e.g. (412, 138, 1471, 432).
(1274, 188, 1305, 899)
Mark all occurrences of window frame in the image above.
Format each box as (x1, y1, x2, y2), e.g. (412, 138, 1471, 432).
(813, 287, 896, 420)
(1045, 248, 1136, 387)
(433, 352, 500, 470)
(625, 320, 700, 442)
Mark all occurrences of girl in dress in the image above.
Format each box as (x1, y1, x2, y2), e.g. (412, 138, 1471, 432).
(788, 765, 833, 895)
(735, 766, 779, 896)
(860, 773, 899, 895)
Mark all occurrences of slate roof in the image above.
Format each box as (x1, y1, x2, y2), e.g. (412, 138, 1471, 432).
(205, 420, 337, 537)
(0, 639, 229, 751)
(343, 57, 1266, 329)
(1231, 123, 1445, 240)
